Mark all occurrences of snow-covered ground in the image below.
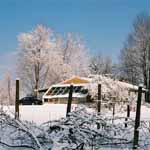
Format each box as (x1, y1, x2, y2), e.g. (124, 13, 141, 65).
(2, 104, 150, 124)
(1, 103, 150, 150)
(116, 105, 150, 121)
(2, 104, 78, 124)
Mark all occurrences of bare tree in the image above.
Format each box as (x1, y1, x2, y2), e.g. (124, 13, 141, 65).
(6, 73, 13, 105)
(89, 53, 104, 74)
(103, 56, 113, 75)
(120, 12, 150, 89)
(89, 53, 113, 75)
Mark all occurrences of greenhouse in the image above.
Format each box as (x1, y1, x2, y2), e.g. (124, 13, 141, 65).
(43, 76, 91, 103)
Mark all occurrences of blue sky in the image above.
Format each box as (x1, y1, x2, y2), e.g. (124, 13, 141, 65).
(0, 0, 150, 78)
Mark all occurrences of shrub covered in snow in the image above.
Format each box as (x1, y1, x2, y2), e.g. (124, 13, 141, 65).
(87, 75, 138, 105)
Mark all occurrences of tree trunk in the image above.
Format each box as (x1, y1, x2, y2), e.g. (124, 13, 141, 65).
(7, 76, 12, 105)
(34, 49, 41, 97)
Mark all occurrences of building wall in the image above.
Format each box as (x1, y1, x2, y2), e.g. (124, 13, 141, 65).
(44, 97, 87, 104)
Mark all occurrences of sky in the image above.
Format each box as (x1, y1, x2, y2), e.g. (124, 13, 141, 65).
(0, 0, 150, 78)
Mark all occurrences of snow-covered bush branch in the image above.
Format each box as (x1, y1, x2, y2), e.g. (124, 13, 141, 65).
(1, 106, 150, 149)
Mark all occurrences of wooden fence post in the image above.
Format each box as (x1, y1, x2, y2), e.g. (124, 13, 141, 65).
(97, 84, 101, 114)
(66, 84, 73, 117)
(133, 85, 142, 149)
(112, 102, 115, 124)
(113, 102, 115, 117)
(125, 104, 130, 128)
(97, 84, 101, 129)
(15, 79, 20, 119)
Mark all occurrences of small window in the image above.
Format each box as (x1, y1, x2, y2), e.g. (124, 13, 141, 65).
(63, 87, 70, 94)
(74, 86, 82, 93)
(53, 87, 61, 95)
(57, 87, 66, 95)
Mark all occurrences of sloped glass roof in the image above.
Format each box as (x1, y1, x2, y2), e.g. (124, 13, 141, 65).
(46, 86, 88, 96)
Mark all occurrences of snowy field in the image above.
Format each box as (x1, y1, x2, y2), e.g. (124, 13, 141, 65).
(2, 104, 79, 124)
(116, 105, 150, 121)
(2, 104, 150, 124)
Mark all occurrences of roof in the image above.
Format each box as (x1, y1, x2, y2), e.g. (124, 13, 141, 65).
(61, 76, 90, 84)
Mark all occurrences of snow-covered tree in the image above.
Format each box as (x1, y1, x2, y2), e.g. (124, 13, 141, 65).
(17, 25, 90, 94)
(0, 72, 15, 105)
(46, 33, 90, 86)
(60, 33, 90, 76)
(120, 12, 150, 86)
(17, 25, 54, 94)
(119, 37, 142, 84)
